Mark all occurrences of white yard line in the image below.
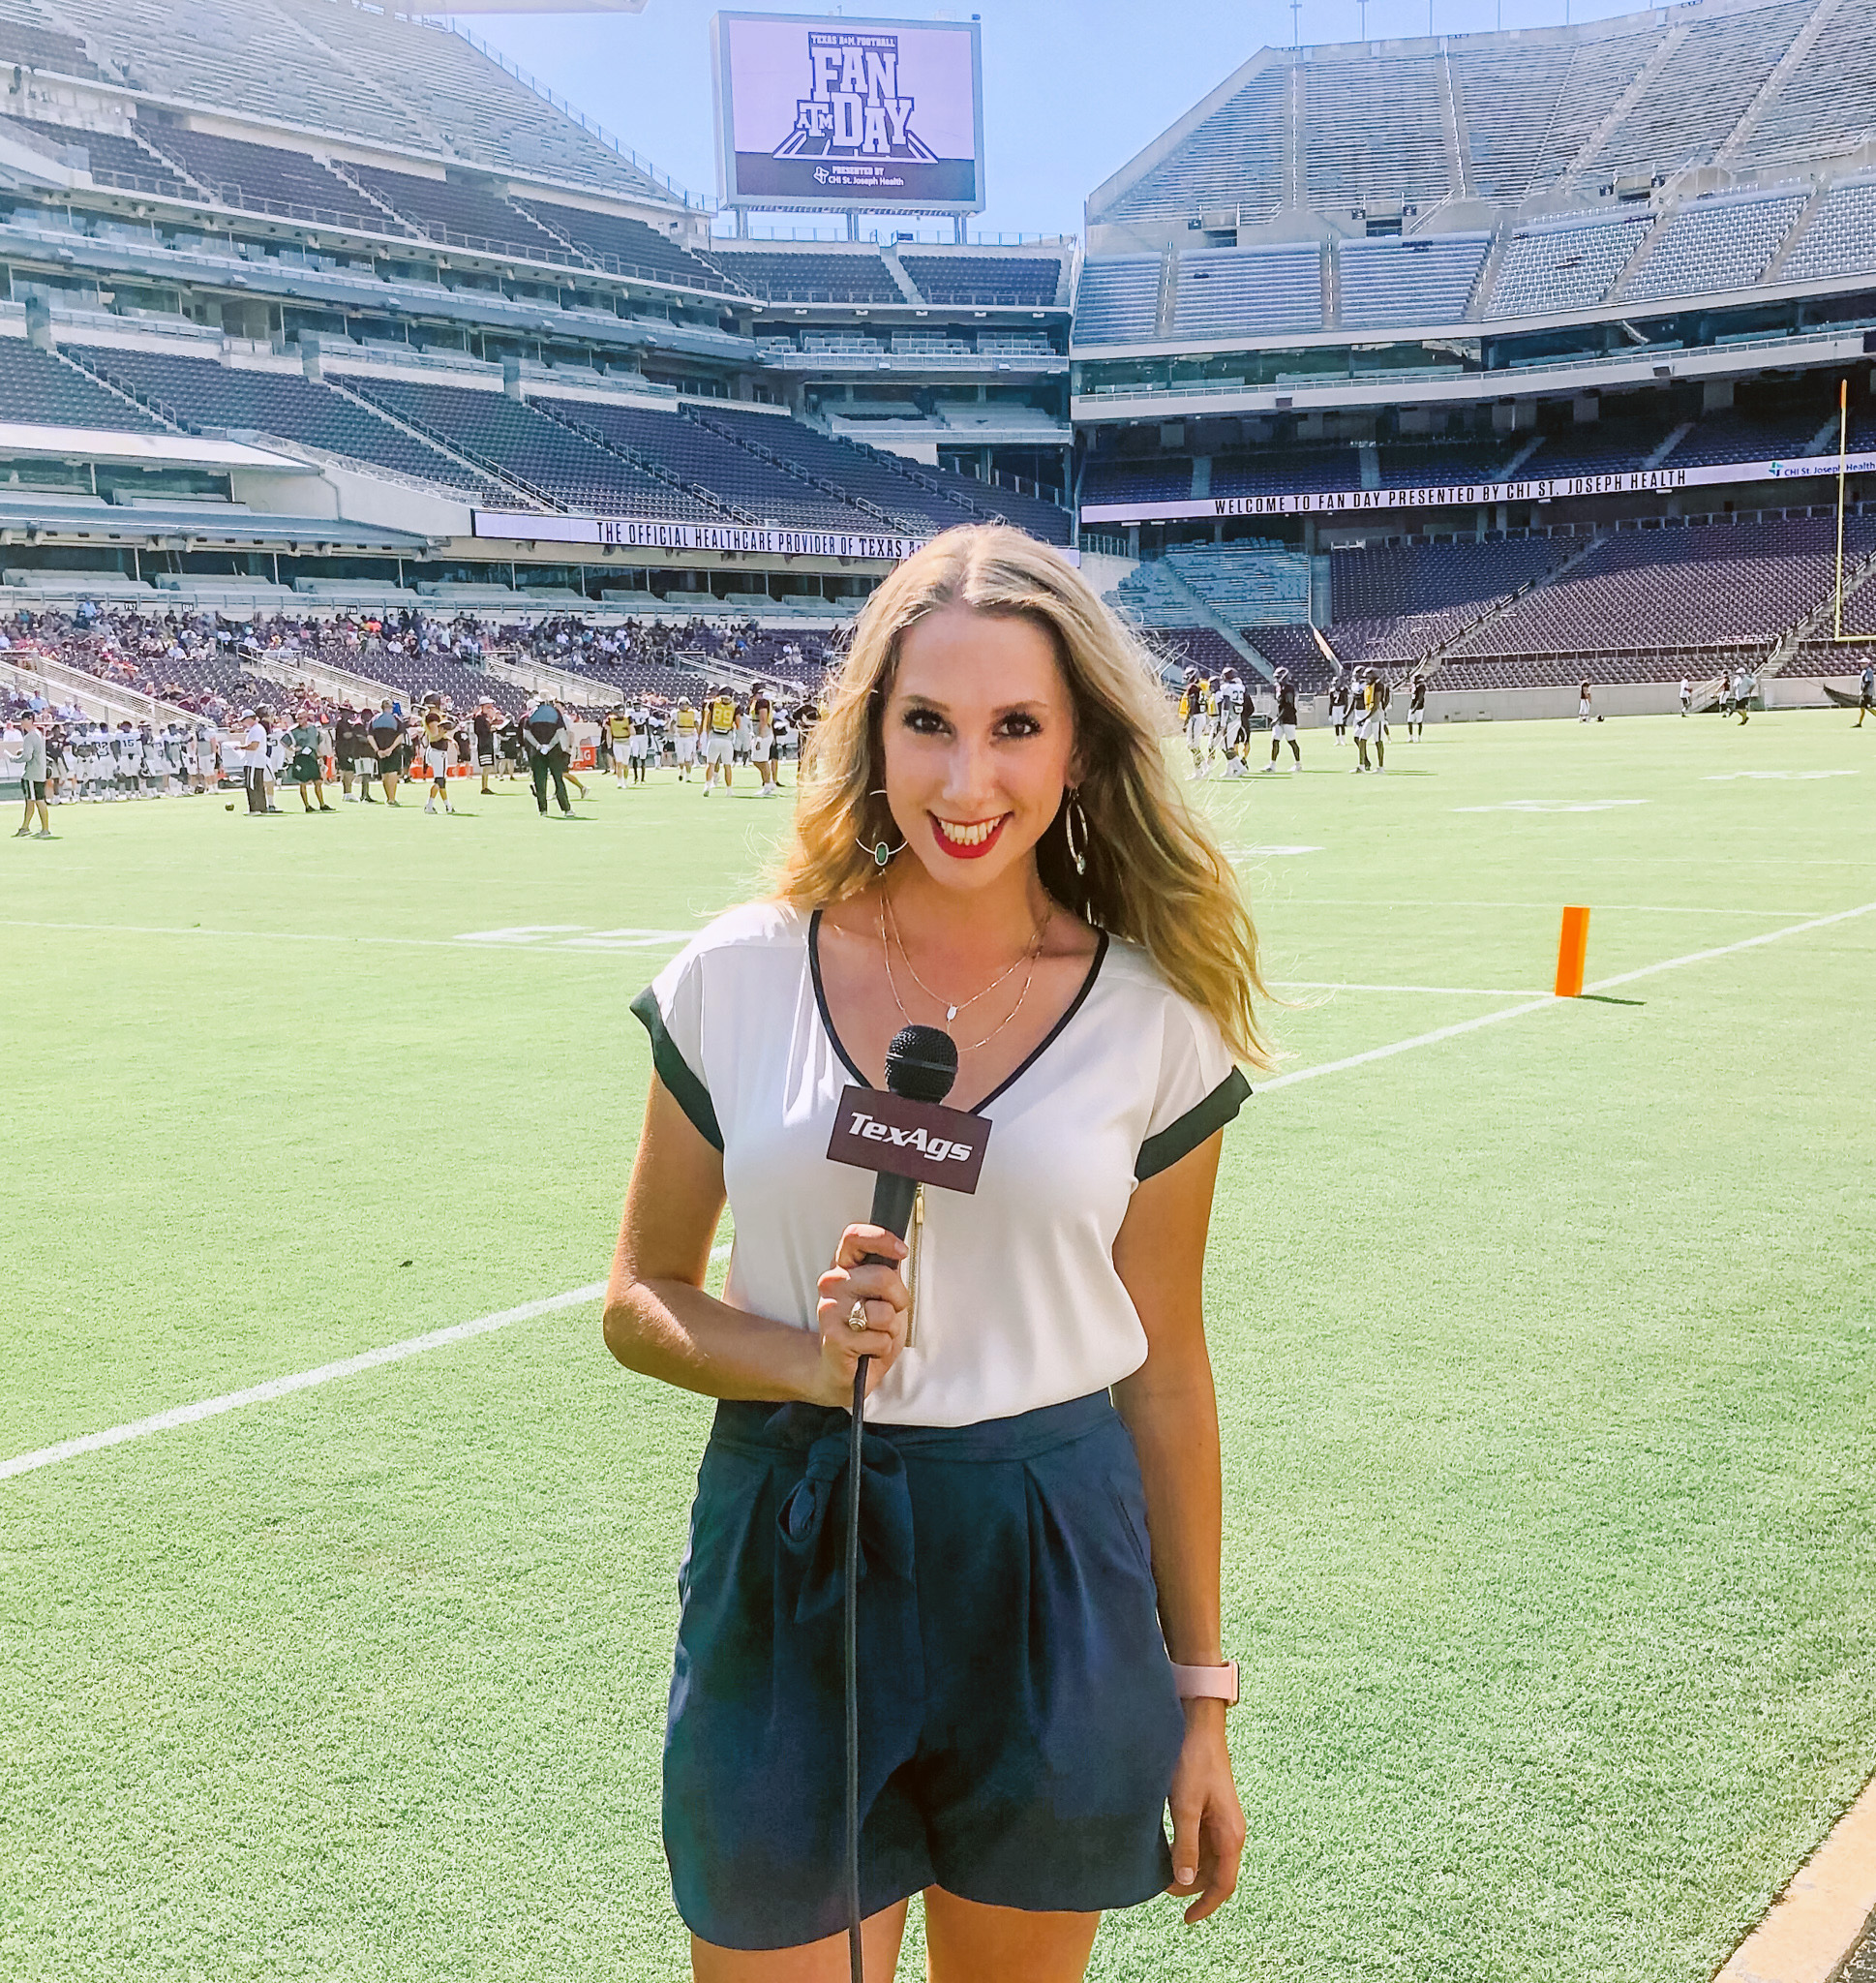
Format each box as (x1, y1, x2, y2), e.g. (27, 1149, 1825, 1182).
(1269, 899, 1833, 919)
(1261, 901, 1876, 1092)
(11, 904, 1872, 1484)
(2, 1241, 734, 1483)
(0, 918, 693, 952)
(1271, 980, 1548, 997)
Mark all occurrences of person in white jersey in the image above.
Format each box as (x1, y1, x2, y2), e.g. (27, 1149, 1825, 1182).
(610, 526, 1258, 1978)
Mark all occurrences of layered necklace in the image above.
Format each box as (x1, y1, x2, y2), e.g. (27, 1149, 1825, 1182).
(879, 888, 1050, 1053)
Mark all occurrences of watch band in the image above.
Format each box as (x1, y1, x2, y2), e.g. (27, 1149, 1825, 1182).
(1171, 1660, 1239, 1705)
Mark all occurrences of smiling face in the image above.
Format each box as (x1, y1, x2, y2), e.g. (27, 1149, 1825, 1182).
(880, 604, 1078, 896)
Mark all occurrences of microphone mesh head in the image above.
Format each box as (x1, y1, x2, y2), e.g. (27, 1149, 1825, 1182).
(884, 1024, 958, 1105)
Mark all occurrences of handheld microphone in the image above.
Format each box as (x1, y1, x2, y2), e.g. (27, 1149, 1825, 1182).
(860, 1024, 959, 1262)
(836, 1023, 961, 1983)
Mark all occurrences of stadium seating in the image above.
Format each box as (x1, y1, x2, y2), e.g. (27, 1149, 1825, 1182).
(1376, 441, 1516, 488)
(1172, 245, 1320, 337)
(1080, 459, 1195, 505)
(1447, 40, 1585, 204)
(1309, 536, 1562, 662)
(1442, 514, 1876, 659)
(45, 0, 671, 203)
(1100, 64, 1288, 229)
(348, 379, 720, 519)
(1627, 189, 1806, 301)
(700, 250, 903, 303)
(64, 345, 506, 498)
(1592, 0, 1813, 179)
(1780, 177, 1876, 285)
(1487, 214, 1653, 320)
(1212, 447, 1363, 498)
(512, 200, 729, 290)
(1338, 234, 1489, 329)
(1160, 543, 1309, 624)
(1739, 6, 1876, 169)
(0, 339, 160, 430)
(696, 405, 1071, 543)
(1521, 419, 1679, 479)
(344, 165, 571, 262)
(1661, 405, 1831, 468)
(133, 125, 392, 229)
(1073, 258, 1163, 345)
(0, 114, 189, 196)
(531, 398, 877, 531)
(0, 15, 105, 79)
(900, 257, 1062, 307)
(1303, 51, 1453, 214)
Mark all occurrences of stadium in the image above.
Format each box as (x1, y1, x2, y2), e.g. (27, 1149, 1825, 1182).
(4, 5, 1874, 1983)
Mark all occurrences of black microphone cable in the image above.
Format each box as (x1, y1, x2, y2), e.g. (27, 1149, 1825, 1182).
(845, 1024, 958, 1983)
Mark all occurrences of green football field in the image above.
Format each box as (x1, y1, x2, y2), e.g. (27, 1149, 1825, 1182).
(4, 710, 1873, 1983)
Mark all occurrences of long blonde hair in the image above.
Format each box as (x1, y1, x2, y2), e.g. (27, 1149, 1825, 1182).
(774, 525, 1271, 1069)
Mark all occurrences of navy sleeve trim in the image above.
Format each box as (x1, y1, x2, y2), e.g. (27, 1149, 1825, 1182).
(1135, 1067, 1252, 1181)
(629, 985, 722, 1152)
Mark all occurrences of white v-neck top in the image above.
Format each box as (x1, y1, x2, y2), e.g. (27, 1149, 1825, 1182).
(632, 901, 1249, 1426)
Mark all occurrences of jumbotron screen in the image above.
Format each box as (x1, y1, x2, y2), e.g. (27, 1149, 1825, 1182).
(711, 10, 984, 213)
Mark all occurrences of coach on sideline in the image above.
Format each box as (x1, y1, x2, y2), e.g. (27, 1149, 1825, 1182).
(605, 525, 1256, 1981)
(521, 693, 575, 818)
(13, 708, 51, 838)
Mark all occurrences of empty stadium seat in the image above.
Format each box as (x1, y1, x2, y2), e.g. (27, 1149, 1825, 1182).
(64, 345, 505, 498)
(1339, 234, 1489, 329)
(1073, 258, 1162, 346)
(1627, 188, 1806, 301)
(345, 164, 570, 263)
(1172, 244, 1321, 337)
(0, 339, 160, 431)
(349, 379, 720, 519)
(134, 123, 390, 229)
(700, 250, 903, 304)
(1488, 213, 1652, 319)
(900, 257, 1062, 307)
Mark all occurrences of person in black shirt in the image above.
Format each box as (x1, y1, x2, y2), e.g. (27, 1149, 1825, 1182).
(521, 696, 575, 818)
(1262, 668, 1302, 773)
(472, 699, 499, 794)
(367, 699, 406, 806)
(1407, 674, 1427, 741)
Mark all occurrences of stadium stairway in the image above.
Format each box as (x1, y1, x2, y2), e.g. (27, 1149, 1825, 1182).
(1757, 533, 1876, 687)
(244, 648, 401, 710)
(1, 653, 197, 729)
(534, 401, 758, 527)
(1417, 535, 1602, 679)
(1152, 562, 1278, 686)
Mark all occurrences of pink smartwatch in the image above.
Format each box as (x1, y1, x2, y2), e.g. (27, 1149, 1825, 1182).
(1171, 1660, 1239, 1705)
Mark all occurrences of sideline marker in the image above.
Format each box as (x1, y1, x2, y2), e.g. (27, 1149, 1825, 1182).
(1555, 904, 1590, 996)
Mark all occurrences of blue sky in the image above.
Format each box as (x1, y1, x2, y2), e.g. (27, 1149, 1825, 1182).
(453, 0, 1666, 238)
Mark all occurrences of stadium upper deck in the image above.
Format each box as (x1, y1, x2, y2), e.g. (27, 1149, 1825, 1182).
(0, 0, 1074, 604)
(1077, 0, 1876, 372)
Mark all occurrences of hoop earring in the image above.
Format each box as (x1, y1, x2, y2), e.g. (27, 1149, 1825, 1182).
(857, 789, 907, 869)
(1065, 787, 1091, 878)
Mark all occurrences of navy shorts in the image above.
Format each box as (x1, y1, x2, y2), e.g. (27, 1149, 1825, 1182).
(664, 1390, 1186, 1951)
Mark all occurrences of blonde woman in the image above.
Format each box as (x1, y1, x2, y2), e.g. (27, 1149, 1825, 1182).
(606, 525, 1264, 1982)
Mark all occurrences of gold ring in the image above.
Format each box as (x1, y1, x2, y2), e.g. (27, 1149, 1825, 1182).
(847, 1301, 869, 1333)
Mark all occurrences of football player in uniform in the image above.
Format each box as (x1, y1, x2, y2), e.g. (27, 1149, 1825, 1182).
(1177, 668, 1212, 779)
(1262, 667, 1302, 773)
(703, 685, 739, 795)
(673, 697, 700, 778)
(749, 683, 778, 796)
(607, 705, 635, 788)
(1215, 667, 1248, 778)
